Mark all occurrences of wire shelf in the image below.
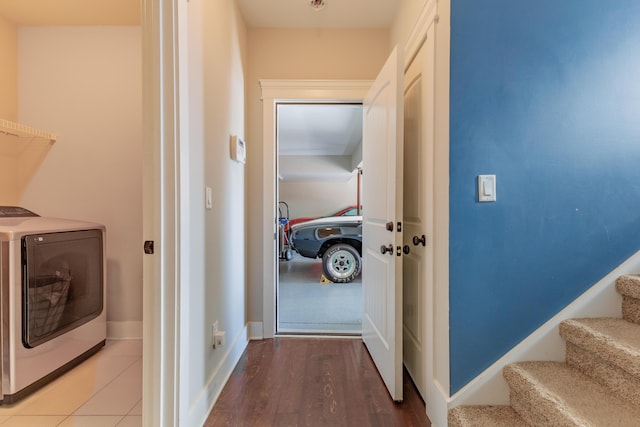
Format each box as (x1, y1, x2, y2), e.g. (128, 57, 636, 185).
(0, 119, 57, 143)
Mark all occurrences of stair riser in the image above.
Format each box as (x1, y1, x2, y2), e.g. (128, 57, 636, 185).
(616, 275, 640, 300)
(566, 342, 640, 407)
(622, 296, 640, 325)
(504, 367, 587, 427)
(510, 390, 555, 426)
(559, 320, 640, 378)
(447, 406, 530, 427)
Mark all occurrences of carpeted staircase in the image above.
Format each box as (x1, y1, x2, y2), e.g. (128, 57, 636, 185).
(448, 274, 640, 426)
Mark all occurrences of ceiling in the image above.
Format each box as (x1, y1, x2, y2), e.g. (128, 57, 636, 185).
(235, 0, 400, 29)
(0, 0, 399, 28)
(278, 104, 362, 156)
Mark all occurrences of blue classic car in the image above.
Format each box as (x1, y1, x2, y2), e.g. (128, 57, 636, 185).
(289, 216, 362, 283)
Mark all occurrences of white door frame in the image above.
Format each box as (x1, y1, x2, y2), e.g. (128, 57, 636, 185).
(402, 0, 451, 423)
(142, 0, 190, 425)
(259, 80, 372, 338)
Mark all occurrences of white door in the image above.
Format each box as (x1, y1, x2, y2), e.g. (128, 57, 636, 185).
(402, 24, 436, 400)
(362, 46, 404, 401)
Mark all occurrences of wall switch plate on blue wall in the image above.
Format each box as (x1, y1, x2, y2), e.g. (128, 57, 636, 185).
(450, 0, 640, 394)
(478, 175, 496, 202)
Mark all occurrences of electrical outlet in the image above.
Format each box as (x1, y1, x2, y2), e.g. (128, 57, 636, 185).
(212, 321, 219, 348)
(214, 331, 226, 348)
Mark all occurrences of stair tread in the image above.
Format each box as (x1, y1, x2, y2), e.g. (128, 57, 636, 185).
(560, 317, 640, 377)
(616, 274, 640, 299)
(505, 362, 640, 426)
(448, 405, 529, 427)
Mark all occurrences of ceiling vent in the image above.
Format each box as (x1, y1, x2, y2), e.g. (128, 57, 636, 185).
(309, 0, 325, 11)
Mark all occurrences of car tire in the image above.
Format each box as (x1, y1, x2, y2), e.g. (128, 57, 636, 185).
(284, 249, 294, 261)
(322, 243, 361, 283)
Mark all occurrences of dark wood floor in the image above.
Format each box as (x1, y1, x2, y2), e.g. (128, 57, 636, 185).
(205, 338, 431, 427)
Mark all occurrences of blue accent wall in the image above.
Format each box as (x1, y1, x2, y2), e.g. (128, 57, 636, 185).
(449, 0, 640, 393)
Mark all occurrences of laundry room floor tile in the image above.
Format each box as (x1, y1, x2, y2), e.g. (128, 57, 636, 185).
(127, 400, 142, 416)
(0, 339, 142, 425)
(12, 357, 139, 416)
(57, 415, 123, 427)
(73, 359, 142, 416)
(0, 415, 66, 426)
(115, 415, 142, 427)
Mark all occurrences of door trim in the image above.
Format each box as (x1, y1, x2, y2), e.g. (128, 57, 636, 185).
(142, 0, 191, 424)
(259, 80, 372, 338)
(400, 0, 451, 423)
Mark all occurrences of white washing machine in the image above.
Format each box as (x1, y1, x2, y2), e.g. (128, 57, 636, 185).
(0, 206, 106, 404)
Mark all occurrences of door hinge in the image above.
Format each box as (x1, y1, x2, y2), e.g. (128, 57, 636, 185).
(144, 240, 154, 254)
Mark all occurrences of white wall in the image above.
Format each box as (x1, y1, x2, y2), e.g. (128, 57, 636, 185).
(0, 15, 19, 204)
(280, 173, 359, 219)
(18, 26, 143, 338)
(0, 15, 17, 121)
(181, 0, 248, 424)
(246, 27, 390, 324)
(391, 0, 428, 49)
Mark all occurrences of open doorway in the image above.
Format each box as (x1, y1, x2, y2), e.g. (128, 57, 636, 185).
(276, 102, 363, 334)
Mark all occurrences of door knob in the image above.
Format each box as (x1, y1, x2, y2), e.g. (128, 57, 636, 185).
(386, 222, 394, 232)
(403, 245, 410, 255)
(413, 235, 426, 246)
(380, 244, 393, 255)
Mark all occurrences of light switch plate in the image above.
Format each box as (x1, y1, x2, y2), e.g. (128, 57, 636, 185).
(478, 175, 496, 202)
(205, 187, 213, 209)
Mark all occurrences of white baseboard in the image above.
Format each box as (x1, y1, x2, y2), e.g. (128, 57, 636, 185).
(107, 321, 143, 339)
(427, 379, 451, 427)
(107, 320, 263, 341)
(449, 249, 640, 408)
(191, 324, 250, 426)
(248, 321, 264, 340)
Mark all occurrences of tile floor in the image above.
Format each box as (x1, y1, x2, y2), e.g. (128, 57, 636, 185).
(0, 339, 142, 427)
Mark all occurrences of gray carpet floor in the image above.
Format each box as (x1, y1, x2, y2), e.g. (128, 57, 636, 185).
(278, 253, 362, 333)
